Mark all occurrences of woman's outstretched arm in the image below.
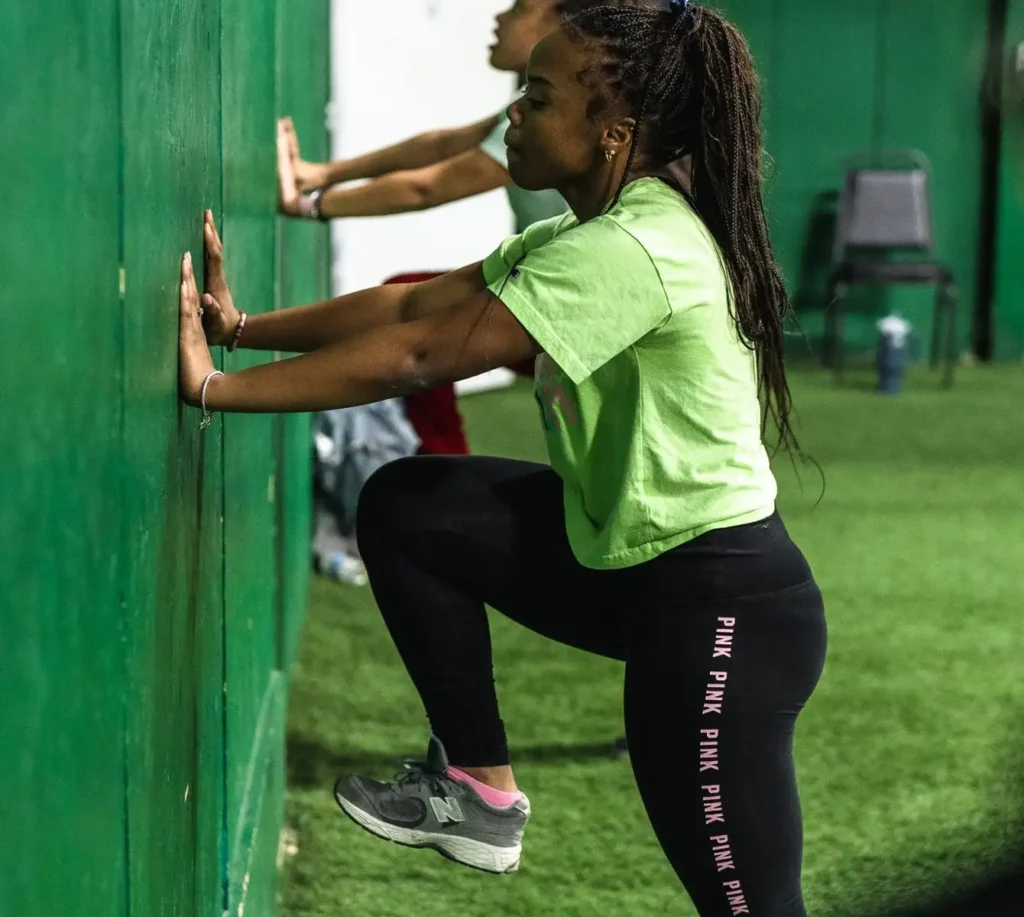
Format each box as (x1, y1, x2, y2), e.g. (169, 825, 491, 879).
(280, 115, 500, 191)
(238, 264, 489, 353)
(278, 123, 509, 219)
(200, 209, 488, 353)
(179, 251, 537, 414)
(314, 149, 510, 218)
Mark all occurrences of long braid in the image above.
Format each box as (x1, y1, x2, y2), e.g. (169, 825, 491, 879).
(565, 2, 801, 456)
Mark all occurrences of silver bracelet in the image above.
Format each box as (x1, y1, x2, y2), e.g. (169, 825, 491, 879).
(199, 370, 225, 431)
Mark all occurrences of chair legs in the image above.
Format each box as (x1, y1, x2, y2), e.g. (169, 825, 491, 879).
(929, 287, 943, 371)
(942, 282, 958, 389)
(930, 281, 958, 388)
(826, 281, 848, 382)
(826, 279, 957, 389)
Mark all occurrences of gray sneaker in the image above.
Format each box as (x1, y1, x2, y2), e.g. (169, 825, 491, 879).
(333, 735, 530, 874)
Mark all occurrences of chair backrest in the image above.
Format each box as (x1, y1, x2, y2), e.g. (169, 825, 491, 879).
(834, 166, 935, 259)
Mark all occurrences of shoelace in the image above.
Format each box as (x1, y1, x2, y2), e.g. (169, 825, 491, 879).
(393, 759, 455, 799)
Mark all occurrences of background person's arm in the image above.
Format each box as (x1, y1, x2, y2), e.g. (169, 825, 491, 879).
(315, 148, 510, 218)
(282, 115, 500, 191)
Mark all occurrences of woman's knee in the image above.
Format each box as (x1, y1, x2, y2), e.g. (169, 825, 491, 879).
(356, 455, 453, 544)
(357, 456, 416, 537)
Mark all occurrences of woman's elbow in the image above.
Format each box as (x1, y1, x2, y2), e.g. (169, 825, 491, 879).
(406, 177, 438, 210)
(396, 346, 443, 393)
(401, 339, 479, 392)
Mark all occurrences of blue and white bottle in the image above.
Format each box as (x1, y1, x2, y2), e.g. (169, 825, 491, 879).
(876, 313, 912, 395)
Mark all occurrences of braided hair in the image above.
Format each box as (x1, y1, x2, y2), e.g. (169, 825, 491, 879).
(555, 0, 606, 13)
(565, 2, 799, 456)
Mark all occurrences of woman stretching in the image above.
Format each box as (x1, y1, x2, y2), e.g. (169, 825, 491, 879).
(179, 3, 827, 913)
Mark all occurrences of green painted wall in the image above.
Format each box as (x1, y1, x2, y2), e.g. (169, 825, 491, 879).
(0, 1, 329, 915)
(0, 3, 127, 914)
(722, 0, 989, 361)
(995, 0, 1024, 358)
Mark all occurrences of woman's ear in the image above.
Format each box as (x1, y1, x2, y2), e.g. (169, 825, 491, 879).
(603, 117, 637, 157)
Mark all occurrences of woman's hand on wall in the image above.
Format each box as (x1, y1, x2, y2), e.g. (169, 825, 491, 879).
(280, 117, 330, 191)
(178, 252, 216, 408)
(201, 211, 241, 346)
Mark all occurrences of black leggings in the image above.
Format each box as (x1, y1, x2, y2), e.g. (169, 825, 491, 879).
(357, 456, 828, 917)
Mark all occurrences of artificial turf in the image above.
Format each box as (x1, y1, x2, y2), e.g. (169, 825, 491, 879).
(280, 365, 1024, 917)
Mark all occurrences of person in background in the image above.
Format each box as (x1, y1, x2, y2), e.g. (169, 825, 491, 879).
(276, 0, 601, 457)
(180, 2, 827, 911)
(279, 0, 595, 232)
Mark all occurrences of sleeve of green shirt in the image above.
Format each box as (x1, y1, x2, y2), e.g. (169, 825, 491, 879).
(481, 212, 572, 283)
(484, 217, 670, 385)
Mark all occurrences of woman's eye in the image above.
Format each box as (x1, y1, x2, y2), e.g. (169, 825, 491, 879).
(518, 88, 546, 108)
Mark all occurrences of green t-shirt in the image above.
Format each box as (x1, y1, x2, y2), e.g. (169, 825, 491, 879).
(480, 111, 569, 233)
(482, 177, 777, 570)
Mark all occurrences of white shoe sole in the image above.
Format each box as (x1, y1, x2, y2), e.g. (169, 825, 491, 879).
(334, 788, 522, 875)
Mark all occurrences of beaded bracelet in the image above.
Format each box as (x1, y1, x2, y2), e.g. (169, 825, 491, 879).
(228, 311, 247, 352)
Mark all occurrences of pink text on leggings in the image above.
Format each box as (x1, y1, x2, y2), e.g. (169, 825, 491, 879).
(699, 615, 750, 915)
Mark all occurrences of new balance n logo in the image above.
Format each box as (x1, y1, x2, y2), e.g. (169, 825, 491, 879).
(429, 796, 465, 825)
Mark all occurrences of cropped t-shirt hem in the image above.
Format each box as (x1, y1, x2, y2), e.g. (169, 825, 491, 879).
(572, 502, 778, 571)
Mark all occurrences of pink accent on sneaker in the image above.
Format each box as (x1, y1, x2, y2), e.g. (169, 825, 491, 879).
(447, 767, 524, 809)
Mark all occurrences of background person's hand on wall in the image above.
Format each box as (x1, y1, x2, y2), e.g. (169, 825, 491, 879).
(277, 120, 305, 216)
(280, 117, 330, 192)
